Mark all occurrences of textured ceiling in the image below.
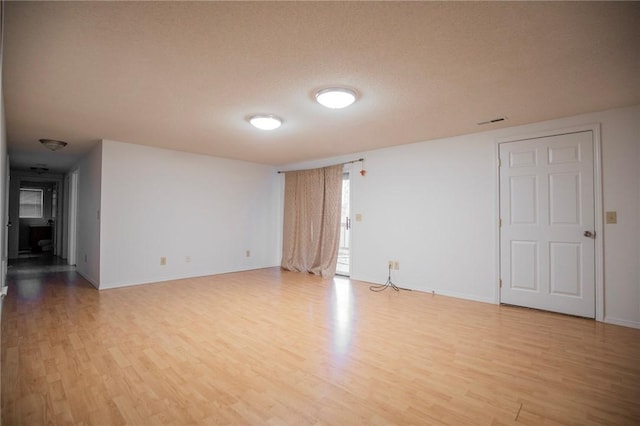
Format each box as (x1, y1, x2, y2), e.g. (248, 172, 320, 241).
(4, 1, 640, 171)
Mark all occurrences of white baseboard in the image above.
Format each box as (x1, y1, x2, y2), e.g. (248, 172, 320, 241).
(604, 316, 640, 329)
(430, 289, 495, 304)
(98, 265, 280, 290)
(352, 274, 495, 304)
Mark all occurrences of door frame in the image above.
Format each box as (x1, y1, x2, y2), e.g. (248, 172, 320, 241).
(495, 123, 603, 322)
(8, 170, 65, 260)
(2, 155, 9, 289)
(336, 170, 351, 277)
(67, 169, 79, 266)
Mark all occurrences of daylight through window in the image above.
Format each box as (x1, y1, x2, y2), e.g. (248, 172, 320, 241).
(19, 188, 44, 218)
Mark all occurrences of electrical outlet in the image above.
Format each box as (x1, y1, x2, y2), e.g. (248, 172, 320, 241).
(394, 261, 400, 270)
(388, 260, 393, 268)
(246, 250, 251, 257)
(185, 256, 191, 263)
(160, 257, 167, 266)
(355, 213, 363, 222)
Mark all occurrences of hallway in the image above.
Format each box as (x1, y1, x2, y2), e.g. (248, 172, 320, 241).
(7, 256, 76, 278)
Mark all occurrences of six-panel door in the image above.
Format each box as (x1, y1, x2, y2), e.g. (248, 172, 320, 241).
(499, 131, 595, 318)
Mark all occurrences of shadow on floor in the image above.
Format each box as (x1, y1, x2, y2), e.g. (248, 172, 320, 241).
(8, 255, 76, 277)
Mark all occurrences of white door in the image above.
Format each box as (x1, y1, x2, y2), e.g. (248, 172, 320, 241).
(499, 131, 595, 318)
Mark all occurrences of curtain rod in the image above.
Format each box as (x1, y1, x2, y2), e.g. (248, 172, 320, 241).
(277, 158, 364, 174)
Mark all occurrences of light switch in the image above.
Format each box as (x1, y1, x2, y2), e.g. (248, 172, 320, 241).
(355, 213, 363, 222)
(605, 211, 617, 224)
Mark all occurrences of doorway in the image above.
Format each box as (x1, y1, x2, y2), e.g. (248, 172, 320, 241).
(17, 182, 58, 258)
(7, 170, 67, 265)
(336, 172, 351, 276)
(498, 128, 601, 318)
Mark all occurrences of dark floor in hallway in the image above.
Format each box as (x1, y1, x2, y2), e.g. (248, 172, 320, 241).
(7, 255, 76, 278)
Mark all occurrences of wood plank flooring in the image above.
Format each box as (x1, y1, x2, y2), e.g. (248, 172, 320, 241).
(2, 267, 639, 425)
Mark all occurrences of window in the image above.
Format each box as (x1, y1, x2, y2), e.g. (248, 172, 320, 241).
(19, 188, 44, 218)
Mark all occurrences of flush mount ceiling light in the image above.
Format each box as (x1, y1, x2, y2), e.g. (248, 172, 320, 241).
(249, 115, 282, 130)
(39, 139, 68, 151)
(315, 87, 357, 109)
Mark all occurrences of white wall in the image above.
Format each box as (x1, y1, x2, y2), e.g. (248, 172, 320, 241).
(354, 135, 497, 302)
(99, 140, 281, 289)
(75, 142, 102, 288)
(597, 106, 640, 328)
(7, 173, 18, 259)
(281, 104, 640, 328)
(61, 173, 69, 259)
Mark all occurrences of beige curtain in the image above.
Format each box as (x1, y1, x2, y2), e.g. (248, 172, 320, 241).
(281, 164, 343, 278)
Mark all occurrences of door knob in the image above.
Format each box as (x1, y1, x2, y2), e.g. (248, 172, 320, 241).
(584, 230, 595, 238)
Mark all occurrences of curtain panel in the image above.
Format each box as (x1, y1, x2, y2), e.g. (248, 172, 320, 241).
(281, 164, 343, 278)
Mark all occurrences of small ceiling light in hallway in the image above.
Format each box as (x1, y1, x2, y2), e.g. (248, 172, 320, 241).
(315, 88, 357, 109)
(39, 139, 68, 151)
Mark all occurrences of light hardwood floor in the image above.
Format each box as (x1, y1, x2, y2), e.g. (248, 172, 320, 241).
(2, 267, 639, 425)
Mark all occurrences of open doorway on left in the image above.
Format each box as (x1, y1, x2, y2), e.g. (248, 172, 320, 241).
(7, 169, 69, 270)
(17, 182, 56, 258)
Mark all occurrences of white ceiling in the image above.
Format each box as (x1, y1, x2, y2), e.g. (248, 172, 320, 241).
(4, 2, 640, 171)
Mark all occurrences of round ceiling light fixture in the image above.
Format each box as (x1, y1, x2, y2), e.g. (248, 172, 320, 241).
(315, 87, 357, 109)
(249, 115, 282, 130)
(39, 139, 68, 151)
